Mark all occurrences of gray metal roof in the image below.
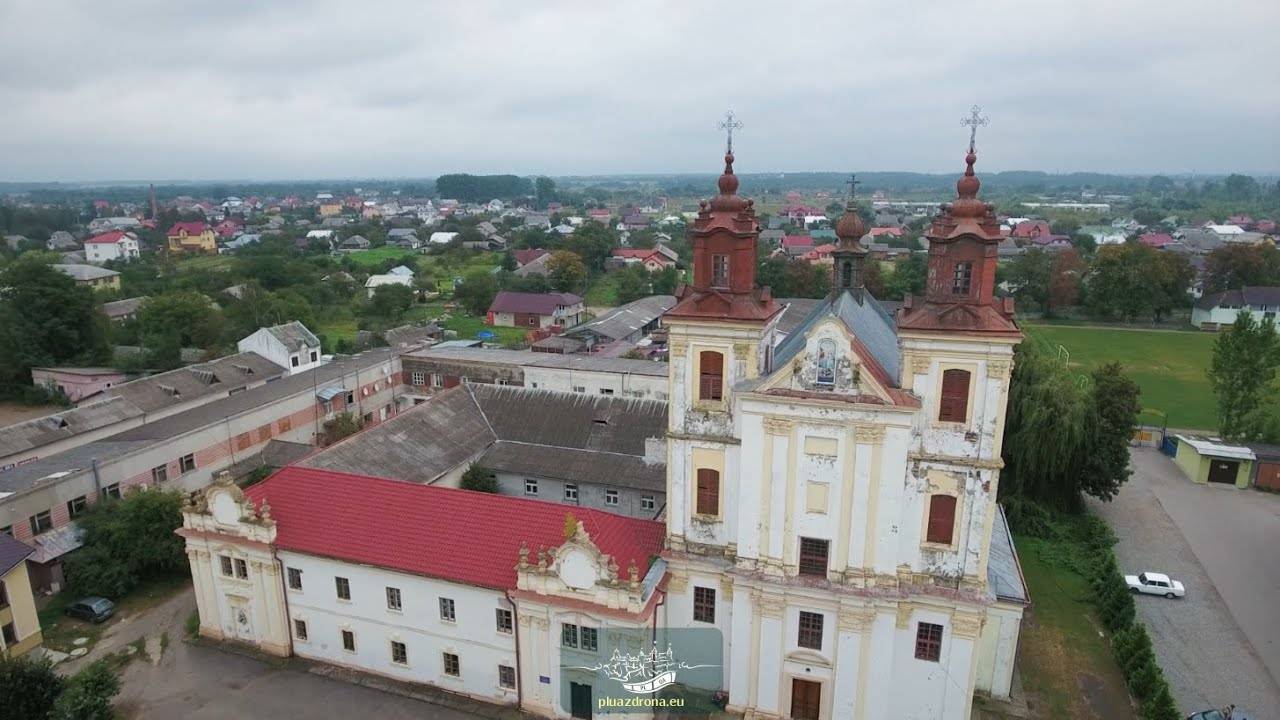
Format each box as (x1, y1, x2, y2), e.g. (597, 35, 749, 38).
(0, 532, 35, 576)
(301, 383, 667, 491)
(264, 321, 321, 352)
(0, 349, 398, 496)
(564, 295, 675, 343)
(53, 263, 119, 281)
(773, 290, 902, 386)
(774, 298, 825, 337)
(405, 346, 668, 377)
(987, 505, 1030, 604)
(0, 396, 145, 457)
(101, 297, 146, 319)
(105, 352, 285, 413)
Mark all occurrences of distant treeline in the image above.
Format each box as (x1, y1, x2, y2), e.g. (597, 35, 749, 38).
(434, 174, 533, 202)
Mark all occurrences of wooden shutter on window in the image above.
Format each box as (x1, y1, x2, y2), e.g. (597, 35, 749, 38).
(938, 369, 970, 422)
(696, 469, 720, 516)
(699, 351, 723, 401)
(926, 495, 957, 544)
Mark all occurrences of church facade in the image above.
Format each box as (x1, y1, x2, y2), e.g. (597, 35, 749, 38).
(177, 140, 1027, 720)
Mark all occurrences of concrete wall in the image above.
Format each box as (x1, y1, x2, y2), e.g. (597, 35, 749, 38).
(521, 366, 667, 400)
(279, 551, 520, 707)
(494, 471, 661, 520)
(0, 561, 42, 657)
(1191, 305, 1275, 329)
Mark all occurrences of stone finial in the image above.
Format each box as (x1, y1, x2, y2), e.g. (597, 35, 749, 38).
(607, 556, 620, 582)
(258, 499, 272, 522)
(518, 541, 530, 569)
(537, 547, 548, 571)
(627, 559, 640, 588)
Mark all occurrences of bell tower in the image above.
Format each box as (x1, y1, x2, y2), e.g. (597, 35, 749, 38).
(831, 173, 868, 298)
(664, 113, 782, 556)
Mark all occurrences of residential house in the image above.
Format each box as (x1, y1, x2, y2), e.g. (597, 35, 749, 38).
(781, 235, 813, 257)
(513, 253, 552, 278)
(237, 321, 324, 374)
(1010, 219, 1051, 239)
(53, 264, 120, 290)
(167, 222, 218, 254)
(87, 217, 141, 234)
(318, 200, 343, 217)
(364, 274, 414, 299)
(338, 235, 371, 252)
(302, 383, 667, 519)
(214, 220, 241, 238)
(223, 234, 262, 252)
(83, 231, 140, 264)
(610, 246, 677, 271)
(1191, 286, 1280, 329)
(1080, 225, 1127, 245)
(382, 324, 443, 349)
(387, 228, 420, 248)
(0, 533, 42, 657)
(522, 214, 551, 230)
(487, 292, 584, 328)
(759, 229, 785, 246)
(1138, 233, 1174, 248)
(101, 296, 146, 323)
(513, 249, 550, 268)
(388, 265, 414, 277)
(587, 208, 612, 224)
(30, 367, 128, 403)
(476, 221, 499, 238)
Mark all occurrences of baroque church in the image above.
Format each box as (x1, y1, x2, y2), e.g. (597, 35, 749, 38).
(178, 135, 1028, 720)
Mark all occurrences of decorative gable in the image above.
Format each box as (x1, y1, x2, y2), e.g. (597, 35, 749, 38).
(761, 318, 895, 404)
(515, 515, 661, 614)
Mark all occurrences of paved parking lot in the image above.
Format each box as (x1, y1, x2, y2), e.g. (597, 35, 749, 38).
(1090, 448, 1280, 715)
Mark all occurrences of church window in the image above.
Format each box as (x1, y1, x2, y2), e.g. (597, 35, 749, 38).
(386, 586, 402, 611)
(287, 567, 302, 590)
(915, 622, 943, 662)
(499, 664, 516, 689)
(443, 652, 460, 677)
(342, 630, 356, 652)
(712, 254, 730, 288)
(234, 559, 248, 579)
(561, 623, 578, 648)
(693, 586, 716, 623)
(391, 640, 408, 665)
(335, 576, 351, 600)
(698, 351, 723, 401)
(496, 608, 513, 633)
(798, 537, 829, 577)
(952, 261, 973, 295)
(695, 469, 720, 516)
(926, 495, 957, 545)
(440, 597, 455, 622)
(798, 611, 824, 650)
(220, 555, 233, 576)
(841, 261, 854, 288)
(938, 369, 970, 423)
(294, 619, 307, 641)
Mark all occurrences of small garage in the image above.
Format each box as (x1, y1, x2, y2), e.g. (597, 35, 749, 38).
(1249, 444, 1280, 491)
(1172, 435, 1255, 488)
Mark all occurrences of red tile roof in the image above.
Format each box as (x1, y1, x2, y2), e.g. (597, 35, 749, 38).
(867, 227, 903, 237)
(513, 248, 550, 267)
(1139, 232, 1174, 247)
(488, 291, 583, 315)
(168, 221, 210, 236)
(84, 230, 131, 244)
(245, 466, 664, 590)
(781, 235, 813, 248)
(1012, 220, 1052, 239)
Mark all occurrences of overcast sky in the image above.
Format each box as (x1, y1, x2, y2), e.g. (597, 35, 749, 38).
(1, 0, 1277, 182)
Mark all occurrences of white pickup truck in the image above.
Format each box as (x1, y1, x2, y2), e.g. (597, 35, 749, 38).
(1125, 571, 1186, 598)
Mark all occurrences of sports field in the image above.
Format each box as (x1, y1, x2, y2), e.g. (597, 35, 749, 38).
(1024, 323, 1217, 431)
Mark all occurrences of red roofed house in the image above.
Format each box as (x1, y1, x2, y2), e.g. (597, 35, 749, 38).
(83, 230, 140, 264)
(801, 243, 837, 265)
(1139, 232, 1174, 248)
(1011, 220, 1052, 239)
(781, 234, 814, 257)
(512, 248, 550, 268)
(487, 291, 584, 328)
(214, 219, 242, 238)
(866, 227, 903, 239)
(611, 245, 677, 271)
(178, 468, 666, 712)
(167, 221, 218, 254)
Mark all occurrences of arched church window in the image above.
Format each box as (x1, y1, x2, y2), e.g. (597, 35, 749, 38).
(926, 494, 957, 544)
(699, 351, 723, 401)
(696, 469, 720, 516)
(840, 261, 853, 288)
(712, 254, 730, 288)
(952, 262, 973, 295)
(938, 369, 970, 423)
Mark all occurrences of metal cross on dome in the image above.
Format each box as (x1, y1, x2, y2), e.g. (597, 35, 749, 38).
(962, 105, 990, 153)
(846, 173, 861, 201)
(719, 110, 743, 154)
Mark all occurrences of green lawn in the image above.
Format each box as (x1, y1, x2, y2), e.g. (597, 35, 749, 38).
(1014, 534, 1135, 720)
(1025, 323, 1217, 431)
(344, 246, 419, 268)
(584, 274, 620, 306)
(174, 255, 234, 273)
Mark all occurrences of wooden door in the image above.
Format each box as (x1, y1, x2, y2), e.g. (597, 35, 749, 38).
(569, 682, 592, 719)
(790, 678, 821, 720)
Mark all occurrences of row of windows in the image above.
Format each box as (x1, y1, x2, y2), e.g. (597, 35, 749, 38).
(291, 622, 516, 688)
(285, 568, 514, 632)
(521, 479, 655, 510)
(560, 623, 598, 651)
(289, 350, 320, 368)
(24, 483, 125, 537)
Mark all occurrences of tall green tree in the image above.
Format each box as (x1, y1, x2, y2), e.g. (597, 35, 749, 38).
(561, 223, 616, 271)
(881, 252, 927, 300)
(0, 655, 65, 720)
(1208, 312, 1280, 441)
(366, 284, 414, 319)
(1203, 244, 1280, 294)
(454, 269, 498, 315)
(0, 257, 110, 391)
(1078, 363, 1142, 501)
(1003, 249, 1053, 314)
(137, 291, 225, 349)
(63, 489, 187, 598)
(534, 177, 557, 209)
(547, 251, 587, 294)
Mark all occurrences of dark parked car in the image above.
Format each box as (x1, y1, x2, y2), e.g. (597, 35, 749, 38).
(65, 597, 115, 623)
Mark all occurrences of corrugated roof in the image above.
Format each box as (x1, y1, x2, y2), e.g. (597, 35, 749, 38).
(565, 295, 675, 342)
(105, 352, 285, 413)
(245, 467, 665, 591)
(405, 346, 668, 377)
(0, 396, 145, 457)
(264, 321, 320, 352)
(0, 532, 35, 576)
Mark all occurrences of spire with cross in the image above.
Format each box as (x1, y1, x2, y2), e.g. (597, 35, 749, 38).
(718, 110, 743, 155)
(845, 173, 861, 204)
(962, 105, 990, 154)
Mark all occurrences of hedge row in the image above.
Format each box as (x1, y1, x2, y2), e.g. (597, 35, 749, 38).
(1082, 518, 1181, 720)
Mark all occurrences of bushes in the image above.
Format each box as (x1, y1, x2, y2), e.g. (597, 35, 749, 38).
(459, 464, 498, 493)
(63, 489, 187, 598)
(0, 656, 119, 720)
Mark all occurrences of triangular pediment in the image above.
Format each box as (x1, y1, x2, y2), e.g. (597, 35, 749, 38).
(758, 317, 895, 404)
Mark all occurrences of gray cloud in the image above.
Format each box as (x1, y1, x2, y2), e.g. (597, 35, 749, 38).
(1, 0, 1276, 181)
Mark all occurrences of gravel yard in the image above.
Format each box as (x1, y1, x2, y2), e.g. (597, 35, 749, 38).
(1090, 448, 1280, 716)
